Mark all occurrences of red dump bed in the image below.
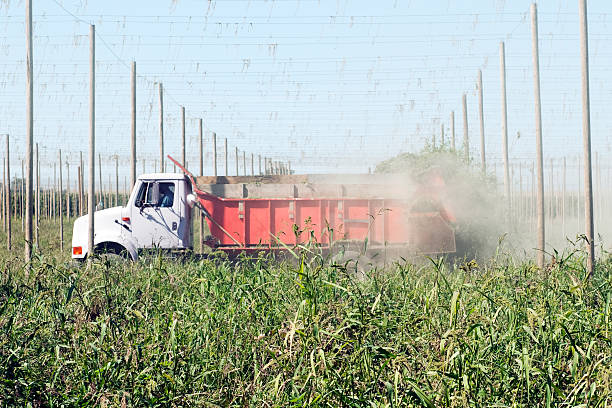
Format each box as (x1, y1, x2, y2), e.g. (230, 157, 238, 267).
(169, 156, 456, 254)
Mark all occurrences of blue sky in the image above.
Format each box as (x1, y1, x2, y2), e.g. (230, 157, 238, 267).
(1, 0, 611, 188)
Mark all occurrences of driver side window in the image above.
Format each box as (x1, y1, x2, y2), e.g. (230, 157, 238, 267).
(135, 182, 175, 208)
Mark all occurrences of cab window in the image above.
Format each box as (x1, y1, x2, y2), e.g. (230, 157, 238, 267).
(135, 182, 174, 207)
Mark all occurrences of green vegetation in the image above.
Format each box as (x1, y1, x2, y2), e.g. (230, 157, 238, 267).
(1, 220, 611, 406)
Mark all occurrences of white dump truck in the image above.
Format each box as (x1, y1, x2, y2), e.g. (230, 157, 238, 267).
(71, 156, 456, 262)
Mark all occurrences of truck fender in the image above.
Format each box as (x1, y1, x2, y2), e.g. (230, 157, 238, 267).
(92, 231, 139, 261)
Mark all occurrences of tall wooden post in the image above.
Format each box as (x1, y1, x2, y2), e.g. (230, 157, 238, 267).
(66, 161, 70, 218)
(198, 119, 203, 178)
(25, 0, 33, 265)
(562, 157, 566, 238)
(212, 132, 217, 177)
(98, 153, 102, 205)
(224, 138, 228, 176)
(88, 24, 96, 258)
(500, 41, 511, 220)
(258, 154, 262, 175)
(181, 106, 186, 166)
(115, 156, 118, 207)
(477, 70, 485, 173)
(130, 61, 136, 189)
(35, 143, 39, 248)
(450, 111, 455, 151)
(235, 146, 239, 176)
(79, 151, 84, 215)
(579, 0, 595, 277)
(531, 3, 546, 269)
(251, 153, 254, 176)
(462, 94, 469, 162)
(5, 136, 10, 250)
(58, 150, 63, 251)
(159, 82, 164, 172)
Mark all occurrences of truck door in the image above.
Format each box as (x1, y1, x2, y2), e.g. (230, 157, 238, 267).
(130, 180, 181, 249)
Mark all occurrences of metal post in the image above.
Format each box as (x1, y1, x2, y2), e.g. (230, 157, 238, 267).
(25, 0, 33, 266)
(66, 161, 70, 218)
(579, 0, 595, 277)
(251, 153, 254, 176)
(258, 154, 262, 175)
(130, 61, 136, 189)
(462, 94, 469, 162)
(243, 151, 246, 176)
(531, 3, 545, 269)
(440, 124, 445, 147)
(478, 70, 485, 173)
(159, 82, 164, 172)
(88, 24, 95, 258)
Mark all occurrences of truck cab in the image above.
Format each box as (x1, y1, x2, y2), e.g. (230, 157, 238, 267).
(71, 173, 193, 261)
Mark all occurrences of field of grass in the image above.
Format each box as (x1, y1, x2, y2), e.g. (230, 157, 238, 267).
(0, 218, 611, 406)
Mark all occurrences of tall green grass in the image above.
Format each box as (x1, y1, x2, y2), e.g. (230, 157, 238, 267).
(0, 227, 611, 406)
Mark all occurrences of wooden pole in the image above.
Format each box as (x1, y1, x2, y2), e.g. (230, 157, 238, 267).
(500, 41, 511, 221)
(98, 153, 102, 205)
(562, 156, 566, 239)
(199, 119, 204, 253)
(440, 124, 445, 147)
(579, 0, 595, 277)
(79, 151, 83, 215)
(59, 150, 63, 251)
(115, 156, 118, 207)
(251, 153, 254, 176)
(130, 61, 136, 189)
(35, 143, 39, 248)
(66, 161, 70, 218)
(199, 119, 203, 178)
(25, 0, 33, 266)
(159, 82, 164, 172)
(212, 132, 217, 177)
(235, 146, 239, 176)
(477, 70, 485, 173)
(88, 24, 96, 258)
(450, 111, 455, 151)
(5, 136, 10, 250)
(181, 106, 186, 166)
(225, 138, 228, 176)
(531, 3, 546, 269)
(462, 94, 469, 162)
(258, 154, 262, 175)
(243, 151, 246, 176)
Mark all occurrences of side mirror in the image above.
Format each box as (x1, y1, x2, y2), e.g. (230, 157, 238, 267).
(135, 200, 143, 208)
(186, 193, 197, 208)
(150, 182, 160, 206)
